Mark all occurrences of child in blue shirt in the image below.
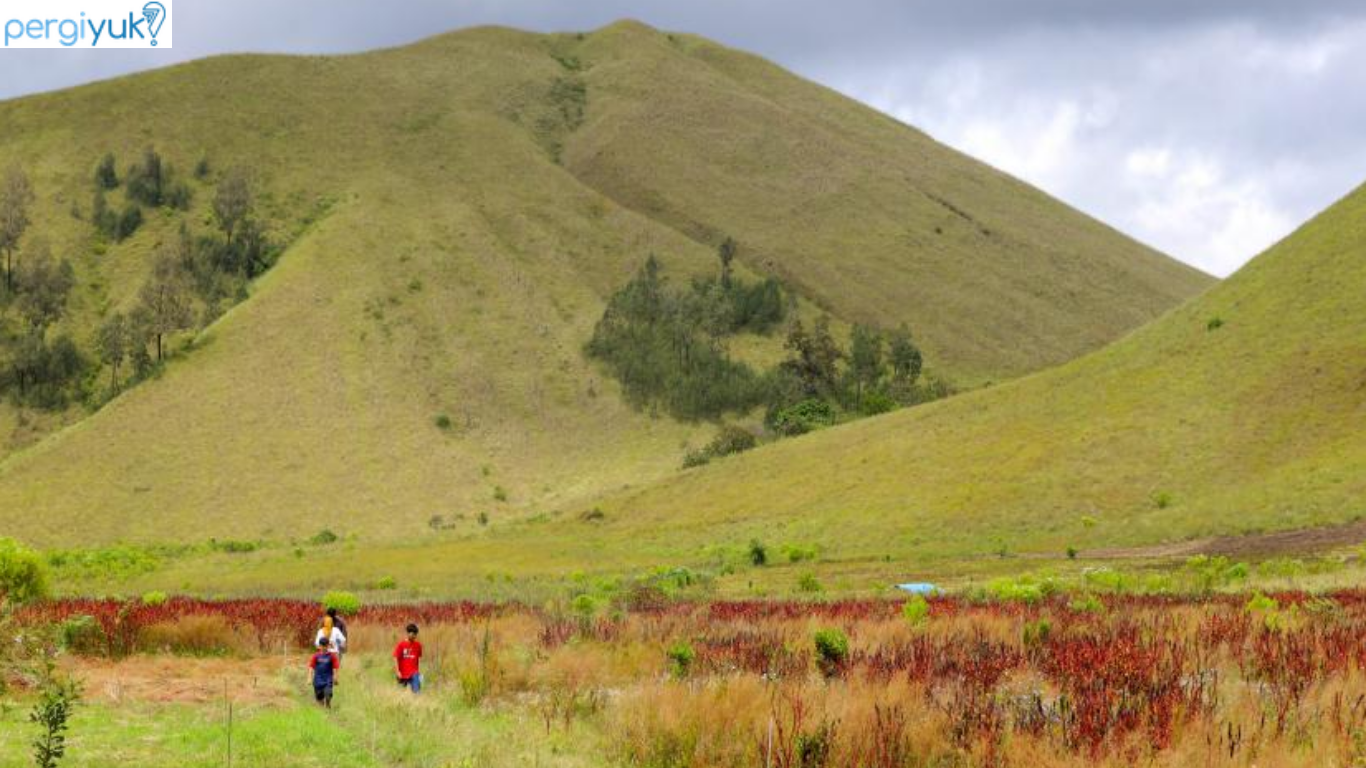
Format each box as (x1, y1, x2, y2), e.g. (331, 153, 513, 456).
(308, 636, 340, 708)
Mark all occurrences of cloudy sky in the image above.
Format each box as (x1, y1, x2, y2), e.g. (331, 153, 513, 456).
(3, 1, 1362, 276)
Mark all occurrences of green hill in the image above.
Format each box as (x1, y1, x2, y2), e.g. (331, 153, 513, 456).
(0, 21, 1207, 548)
(142, 175, 1366, 600)
(541, 177, 1366, 570)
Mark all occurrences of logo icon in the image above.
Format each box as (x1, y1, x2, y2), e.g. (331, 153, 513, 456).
(142, 2, 166, 46)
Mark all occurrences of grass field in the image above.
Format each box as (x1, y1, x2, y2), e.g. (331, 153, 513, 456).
(8, 591, 1366, 767)
(0, 21, 1207, 550)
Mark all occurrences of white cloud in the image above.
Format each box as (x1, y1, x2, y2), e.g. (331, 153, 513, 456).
(835, 19, 1366, 277)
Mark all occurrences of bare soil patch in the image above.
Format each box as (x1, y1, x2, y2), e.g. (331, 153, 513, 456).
(1089, 519, 1366, 561)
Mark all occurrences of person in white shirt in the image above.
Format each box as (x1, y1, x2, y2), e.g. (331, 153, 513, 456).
(316, 616, 347, 656)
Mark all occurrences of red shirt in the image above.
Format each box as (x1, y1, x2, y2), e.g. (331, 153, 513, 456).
(393, 639, 422, 678)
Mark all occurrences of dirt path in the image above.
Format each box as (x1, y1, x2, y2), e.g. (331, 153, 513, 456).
(1087, 519, 1366, 561)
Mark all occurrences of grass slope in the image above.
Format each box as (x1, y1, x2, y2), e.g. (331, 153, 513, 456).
(0, 21, 1204, 547)
(135, 177, 1366, 599)
(576, 177, 1366, 566)
(564, 22, 1211, 382)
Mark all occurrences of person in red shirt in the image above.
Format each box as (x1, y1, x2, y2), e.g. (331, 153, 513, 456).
(393, 623, 423, 693)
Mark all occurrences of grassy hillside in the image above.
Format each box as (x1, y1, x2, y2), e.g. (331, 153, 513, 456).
(119, 176, 1366, 600)
(0, 22, 1206, 548)
(564, 23, 1211, 382)
(556, 177, 1366, 567)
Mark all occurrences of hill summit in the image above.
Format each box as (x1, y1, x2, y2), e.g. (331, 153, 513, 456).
(0, 21, 1207, 546)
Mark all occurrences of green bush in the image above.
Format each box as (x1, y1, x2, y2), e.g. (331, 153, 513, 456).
(434, 414, 453, 430)
(769, 398, 836, 436)
(116, 203, 142, 241)
(375, 576, 397, 591)
(141, 591, 168, 606)
(813, 628, 849, 677)
(902, 595, 930, 627)
(321, 591, 360, 615)
(797, 572, 823, 593)
(94, 153, 119, 189)
(58, 615, 104, 655)
(309, 529, 339, 546)
(901, 595, 934, 625)
(666, 641, 695, 679)
(984, 576, 1056, 604)
(748, 539, 768, 567)
(0, 537, 49, 604)
(859, 389, 898, 416)
(782, 544, 819, 563)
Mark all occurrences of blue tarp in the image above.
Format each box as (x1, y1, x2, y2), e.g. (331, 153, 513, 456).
(895, 582, 939, 595)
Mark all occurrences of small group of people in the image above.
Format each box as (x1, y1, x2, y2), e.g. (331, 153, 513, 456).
(306, 606, 424, 709)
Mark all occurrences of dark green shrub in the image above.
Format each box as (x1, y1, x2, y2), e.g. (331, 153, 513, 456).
(125, 147, 166, 206)
(748, 539, 768, 566)
(434, 414, 452, 430)
(94, 153, 118, 189)
(859, 389, 898, 416)
(309, 529, 339, 546)
(769, 398, 835, 436)
(115, 204, 142, 241)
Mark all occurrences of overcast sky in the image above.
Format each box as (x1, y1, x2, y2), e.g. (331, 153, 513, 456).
(2, 1, 1362, 276)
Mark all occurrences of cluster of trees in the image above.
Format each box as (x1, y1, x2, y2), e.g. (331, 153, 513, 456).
(0, 153, 278, 410)
(586, 244, 788, 420)
(588, 238, 950, 441)
(96, 165, 276, 394)
(0, 166, 86, 407)
(90, 147, 195, 242)
(766, 316, 932, 436)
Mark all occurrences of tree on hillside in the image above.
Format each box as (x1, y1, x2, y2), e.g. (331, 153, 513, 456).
(136, 254, 194, 361)
(213, 167, 252, 249)
(16, 242, 75, 331)
(0, 165, 35, 292)
(5, 331, 85, 406)
(718, 237, 737, 288)
(96, 313, 128, 390)
(848, 324, 885, 408)
(888, 323, 923, 386)
(94, 153, 119, 189)
(125, 146, 166, 207)
(780, 316, 842, 398)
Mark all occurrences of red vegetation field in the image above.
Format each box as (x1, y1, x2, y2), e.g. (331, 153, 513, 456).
(20, 591, 1366, 766)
